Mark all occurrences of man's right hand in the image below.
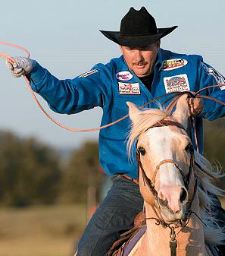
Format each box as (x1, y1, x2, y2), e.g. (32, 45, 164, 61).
(6, 57, 35, 77)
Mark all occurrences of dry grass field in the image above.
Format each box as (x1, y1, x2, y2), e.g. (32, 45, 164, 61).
(0, 200, 224, 256)
(0, 205, 86, 256)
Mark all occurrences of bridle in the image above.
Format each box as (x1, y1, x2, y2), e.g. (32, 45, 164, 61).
(136, 119, 198, 256)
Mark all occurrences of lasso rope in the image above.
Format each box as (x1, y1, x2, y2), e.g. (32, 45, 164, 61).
(0, 41, 130, 132)
(0, 41, 225, 133)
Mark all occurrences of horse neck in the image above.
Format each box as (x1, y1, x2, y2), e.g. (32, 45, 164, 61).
(144, 195, 208, 256)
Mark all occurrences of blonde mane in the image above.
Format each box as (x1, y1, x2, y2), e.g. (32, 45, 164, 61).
(127, 107, 225, 252)
(127, 108, 168, 155)
(194, 153, 225, 247)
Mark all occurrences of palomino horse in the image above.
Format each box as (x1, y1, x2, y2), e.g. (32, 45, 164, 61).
(125, 94, 224, 256)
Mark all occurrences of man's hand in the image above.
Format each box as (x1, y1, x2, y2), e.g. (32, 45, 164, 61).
(188, 97, 203, 116)
(6, 57, 35, 77)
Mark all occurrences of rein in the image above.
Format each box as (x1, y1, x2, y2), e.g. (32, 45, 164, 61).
(1, 41, 225, 133)
(136, 119, 198, 256)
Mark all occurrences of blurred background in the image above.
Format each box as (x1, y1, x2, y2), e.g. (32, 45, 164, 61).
(0, 0, 224, 256)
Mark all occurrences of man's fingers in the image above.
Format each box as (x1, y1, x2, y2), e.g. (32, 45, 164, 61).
(6, 61, 14, 70)
(14, 72, 25, 77)
(13, 68, 25, 77)
(13, 62, 19, 68)
(13, 67, 23, 74)
(188, 97, 203, 116)
(6, 58, 26, 77)
(6, 57, 34, 78)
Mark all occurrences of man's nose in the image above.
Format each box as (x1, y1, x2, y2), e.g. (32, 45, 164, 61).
(134, 50, 144, 62)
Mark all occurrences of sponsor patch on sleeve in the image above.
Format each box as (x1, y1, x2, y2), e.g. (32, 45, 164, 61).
(201, 62, 225, 90)
(162, 59, 188, 71)
(79, 69, 98, 78)
(163, 74, 190, 93)
(118, 82, 140, 95)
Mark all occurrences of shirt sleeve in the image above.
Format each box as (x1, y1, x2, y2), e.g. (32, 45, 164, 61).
(27, 62, 112, 114)
(197, 59, 225, 121)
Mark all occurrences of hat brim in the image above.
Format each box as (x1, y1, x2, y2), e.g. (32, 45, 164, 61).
(100, 26, 177, 47)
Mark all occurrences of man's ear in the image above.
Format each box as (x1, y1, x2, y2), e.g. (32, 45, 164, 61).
(120, 45, 124, 55)
(126, 102, 141, 123)
(156, 40, 160, 48)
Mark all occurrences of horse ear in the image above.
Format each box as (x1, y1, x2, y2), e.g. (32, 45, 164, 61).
(172, 94, 190, 129)
(126, 102, 141, 123)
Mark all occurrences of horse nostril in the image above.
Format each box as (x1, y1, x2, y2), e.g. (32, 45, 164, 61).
(180, 188, 188, 203)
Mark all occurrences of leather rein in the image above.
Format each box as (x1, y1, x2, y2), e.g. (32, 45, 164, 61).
(136, 119, 198, 256)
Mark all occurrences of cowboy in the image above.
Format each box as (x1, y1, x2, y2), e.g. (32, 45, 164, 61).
(7, 7, 225, 255)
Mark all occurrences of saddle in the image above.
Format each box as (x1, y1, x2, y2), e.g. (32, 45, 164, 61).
(107, 211, 146, 256)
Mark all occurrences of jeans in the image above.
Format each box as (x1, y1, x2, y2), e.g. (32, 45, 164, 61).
(76, 175, 143, 256)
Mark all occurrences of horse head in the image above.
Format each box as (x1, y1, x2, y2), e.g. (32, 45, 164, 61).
(127, 94, 196, 223)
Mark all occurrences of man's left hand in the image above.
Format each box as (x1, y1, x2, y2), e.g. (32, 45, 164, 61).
(188, 97, 203, 116)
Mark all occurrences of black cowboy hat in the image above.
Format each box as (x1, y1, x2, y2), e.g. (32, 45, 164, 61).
(100, 7, 177, 48)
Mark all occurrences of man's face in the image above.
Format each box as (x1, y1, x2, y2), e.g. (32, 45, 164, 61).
(120, 42, 160, 77)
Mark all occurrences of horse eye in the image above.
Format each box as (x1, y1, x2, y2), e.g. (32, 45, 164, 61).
(185, 143, 193, 153)
(138, 147, 146, 156)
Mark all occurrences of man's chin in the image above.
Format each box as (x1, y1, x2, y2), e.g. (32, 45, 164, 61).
(136, 72, 150, 78)
(133, 67, 151, 77)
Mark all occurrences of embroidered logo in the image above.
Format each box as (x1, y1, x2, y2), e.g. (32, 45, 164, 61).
(162, 59, 188, 71)
(116, 71, 133, 81)
(164, 74, 190, 93)
(118, 82, 140, 95)
(79, 69, 98, 78)
(201, 62, 225, 90)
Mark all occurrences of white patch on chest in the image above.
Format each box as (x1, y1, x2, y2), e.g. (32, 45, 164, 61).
(164, 74, 190, 93)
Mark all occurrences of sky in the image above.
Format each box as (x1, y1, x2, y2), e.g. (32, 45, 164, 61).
(0, 0, 224, 149)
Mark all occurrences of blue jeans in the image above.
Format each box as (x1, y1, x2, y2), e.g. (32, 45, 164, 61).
(76, 175, 143, 256)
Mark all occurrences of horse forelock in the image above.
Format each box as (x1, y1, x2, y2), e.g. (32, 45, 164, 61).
(127, 108, 168, 156)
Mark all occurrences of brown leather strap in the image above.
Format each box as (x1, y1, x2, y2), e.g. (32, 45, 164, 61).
(151, 119, 186, 130)
(119, 175, 139, 185)
(152, 159, 182, 184)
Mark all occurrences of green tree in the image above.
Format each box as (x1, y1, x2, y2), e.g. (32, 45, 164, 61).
(60, 141, 104, 204)
(204, 119, 225, 167)
(0, 131, 61, 207)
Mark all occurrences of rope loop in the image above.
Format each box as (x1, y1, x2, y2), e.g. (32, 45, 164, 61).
(1, 41, 225, 133)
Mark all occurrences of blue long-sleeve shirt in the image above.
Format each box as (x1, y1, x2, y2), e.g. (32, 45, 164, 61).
(28, 48, 225, 178)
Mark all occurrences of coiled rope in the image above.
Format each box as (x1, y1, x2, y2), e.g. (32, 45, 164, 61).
(0, 41, 225, 132)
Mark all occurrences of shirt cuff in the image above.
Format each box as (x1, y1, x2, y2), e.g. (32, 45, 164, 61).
(27, 61, 47, 92)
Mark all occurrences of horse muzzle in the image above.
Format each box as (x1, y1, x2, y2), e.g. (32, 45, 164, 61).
(157, 185, 189, 222)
